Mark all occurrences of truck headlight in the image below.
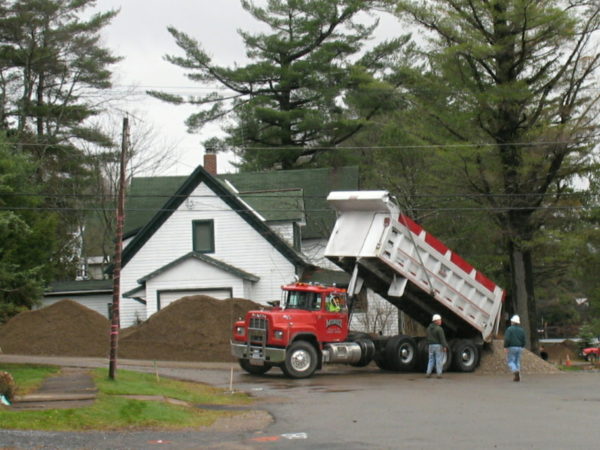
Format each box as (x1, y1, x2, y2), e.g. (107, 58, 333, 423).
(236, 326, 245, 336)
(274, 330, 284, 339)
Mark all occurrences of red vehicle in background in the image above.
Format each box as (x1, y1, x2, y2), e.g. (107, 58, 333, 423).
(582, 346, 599, 362)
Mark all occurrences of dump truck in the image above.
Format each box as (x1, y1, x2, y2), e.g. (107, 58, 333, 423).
(231, 190, 504, 378)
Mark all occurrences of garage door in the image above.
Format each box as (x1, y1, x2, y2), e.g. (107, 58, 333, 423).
(157, 288, 232, 310)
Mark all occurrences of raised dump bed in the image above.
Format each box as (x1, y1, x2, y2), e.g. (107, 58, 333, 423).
(324, 190, 504, 343)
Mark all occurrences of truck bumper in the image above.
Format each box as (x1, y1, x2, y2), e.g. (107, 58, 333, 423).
(231, 342, 286, 363)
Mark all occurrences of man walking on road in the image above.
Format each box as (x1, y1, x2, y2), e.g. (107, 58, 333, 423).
(426, 314, 448, 379)
(504, 315, 526, 382)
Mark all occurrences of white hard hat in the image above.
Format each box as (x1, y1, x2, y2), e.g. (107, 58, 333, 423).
(510, 315, 520, 324)
(432, 314, 442, 321)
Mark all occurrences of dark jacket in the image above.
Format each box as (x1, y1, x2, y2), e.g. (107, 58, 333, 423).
(426, 322, 448, 347)
(504, 325, 526, 348)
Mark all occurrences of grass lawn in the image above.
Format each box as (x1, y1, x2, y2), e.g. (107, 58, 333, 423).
(0, 363, 254, 431)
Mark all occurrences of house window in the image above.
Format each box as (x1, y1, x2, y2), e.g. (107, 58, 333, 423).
(193, 220, 215, 253)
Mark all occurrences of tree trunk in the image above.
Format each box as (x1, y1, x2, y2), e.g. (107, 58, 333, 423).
(509, 242, 539, 353)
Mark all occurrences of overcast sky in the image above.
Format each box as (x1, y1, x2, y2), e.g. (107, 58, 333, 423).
(94, 1, 401, 176)
(93, 0, 258, 175)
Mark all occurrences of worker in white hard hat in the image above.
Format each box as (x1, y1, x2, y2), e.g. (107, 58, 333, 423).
(425, 314, 448, 379)
(504, 314, 526, 382)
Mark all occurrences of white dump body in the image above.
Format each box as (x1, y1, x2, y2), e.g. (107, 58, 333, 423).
(324, 191, 504, 342)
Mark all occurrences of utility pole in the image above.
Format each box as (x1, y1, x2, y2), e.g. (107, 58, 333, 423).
(109, 117, 129, 380)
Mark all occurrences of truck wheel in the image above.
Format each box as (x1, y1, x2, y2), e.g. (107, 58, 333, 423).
(442, 345, 453, 372)
(373, 352, 394, 371)
(239, 359, 272, 375)
(385, 335, 417, 372)
(451, 340, 479, 372)
(281, 341, 318, 379)
(350, 338, 375, 367)
(415, 338, 429, 372)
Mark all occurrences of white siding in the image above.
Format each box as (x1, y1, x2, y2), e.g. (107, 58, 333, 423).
(144, 257, 249, 316)
(39, 293, 146, 325)
(302, 237, 341, 269)
(349, 290, 399, 336)
(157, 289, 231, 310)
(39, 293, 113, 318)
(269, 222, 294, 246)
(120, 182, 297, 327)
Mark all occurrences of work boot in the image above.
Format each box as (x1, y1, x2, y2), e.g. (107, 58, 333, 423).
(513, 371, 520, 382)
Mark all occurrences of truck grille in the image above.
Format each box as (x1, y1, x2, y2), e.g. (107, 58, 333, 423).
(249, 316, 267, 330)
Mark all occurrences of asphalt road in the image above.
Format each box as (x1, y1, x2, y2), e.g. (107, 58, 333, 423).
(1, 355, 600, 449)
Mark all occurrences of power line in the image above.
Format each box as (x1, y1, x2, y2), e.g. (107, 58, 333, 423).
(4, 140, 596, 150)
(2, 191, 593, 200)
(0, 205, 596, 213)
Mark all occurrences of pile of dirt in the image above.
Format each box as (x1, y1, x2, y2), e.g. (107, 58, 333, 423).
(0, 300, 110, 357)
(539, 340, 581, 363)
(477, 340, 560, 374)
(118, 295, 264, 362)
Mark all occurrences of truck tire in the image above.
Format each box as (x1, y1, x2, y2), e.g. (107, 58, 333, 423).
(281, 341, 318, 379)
(239, 358, 272, 375)
(373, 352, 394, 371)
(451, 339, 479, 372)
(415, 338, 429, 372)
(442, 346, 453, 372)
(385, 335, 417, 372)
(350, 338, 375, 367)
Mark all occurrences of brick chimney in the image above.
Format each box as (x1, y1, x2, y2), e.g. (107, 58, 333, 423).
(203, 148, 217, 175)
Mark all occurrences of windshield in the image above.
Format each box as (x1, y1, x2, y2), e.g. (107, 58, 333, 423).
(284, 290, 321, 311)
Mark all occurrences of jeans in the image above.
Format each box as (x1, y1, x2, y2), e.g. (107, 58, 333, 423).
(426, 344, 444, 375)
(506, 346, 523, 373)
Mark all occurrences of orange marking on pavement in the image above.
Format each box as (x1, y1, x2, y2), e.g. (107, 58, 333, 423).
(250, 436, 281, 442)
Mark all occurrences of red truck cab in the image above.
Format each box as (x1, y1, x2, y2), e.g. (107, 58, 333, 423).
(231, 282, 350, 377)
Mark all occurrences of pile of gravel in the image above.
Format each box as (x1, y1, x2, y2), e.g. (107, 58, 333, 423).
(118, 295, 263, 362)
(0, 296, 264, 362)
(0, 300, 110, 357)
(477, 340, 560, 374)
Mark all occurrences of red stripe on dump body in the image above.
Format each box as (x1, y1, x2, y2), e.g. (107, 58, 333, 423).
(399, 214, 423, 235)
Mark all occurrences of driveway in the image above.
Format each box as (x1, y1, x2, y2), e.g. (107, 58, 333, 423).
(1, 355, 600, 449)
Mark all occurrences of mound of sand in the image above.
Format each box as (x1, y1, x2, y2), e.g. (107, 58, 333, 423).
(477, 340, 560, 374)
(0, 300, 110, 357)
(118, 295, 264, 362)
(540, 340, 581, 363)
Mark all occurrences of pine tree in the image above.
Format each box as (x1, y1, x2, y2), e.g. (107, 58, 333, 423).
(150, 0, 413, 170)
(386, 0, 600, 351)
(0, 0, 120, 277)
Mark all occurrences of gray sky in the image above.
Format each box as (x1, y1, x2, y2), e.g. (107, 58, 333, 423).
(95, 0, 257, 175)
(95, 1, 401, 176)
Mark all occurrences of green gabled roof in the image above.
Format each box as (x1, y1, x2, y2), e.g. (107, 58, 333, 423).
(125, 175, 187, 236)
(121, 165, 308, 269)
(218, 166, 358, 238)
(238, 188, 305, 223)
(45, 279, 113, 295)
(124, 166, 358, 239)
(138, 251, 260, 284)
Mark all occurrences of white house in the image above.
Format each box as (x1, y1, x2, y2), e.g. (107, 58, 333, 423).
(40, 157, 360, 328)
(117, 164, 310, 327)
